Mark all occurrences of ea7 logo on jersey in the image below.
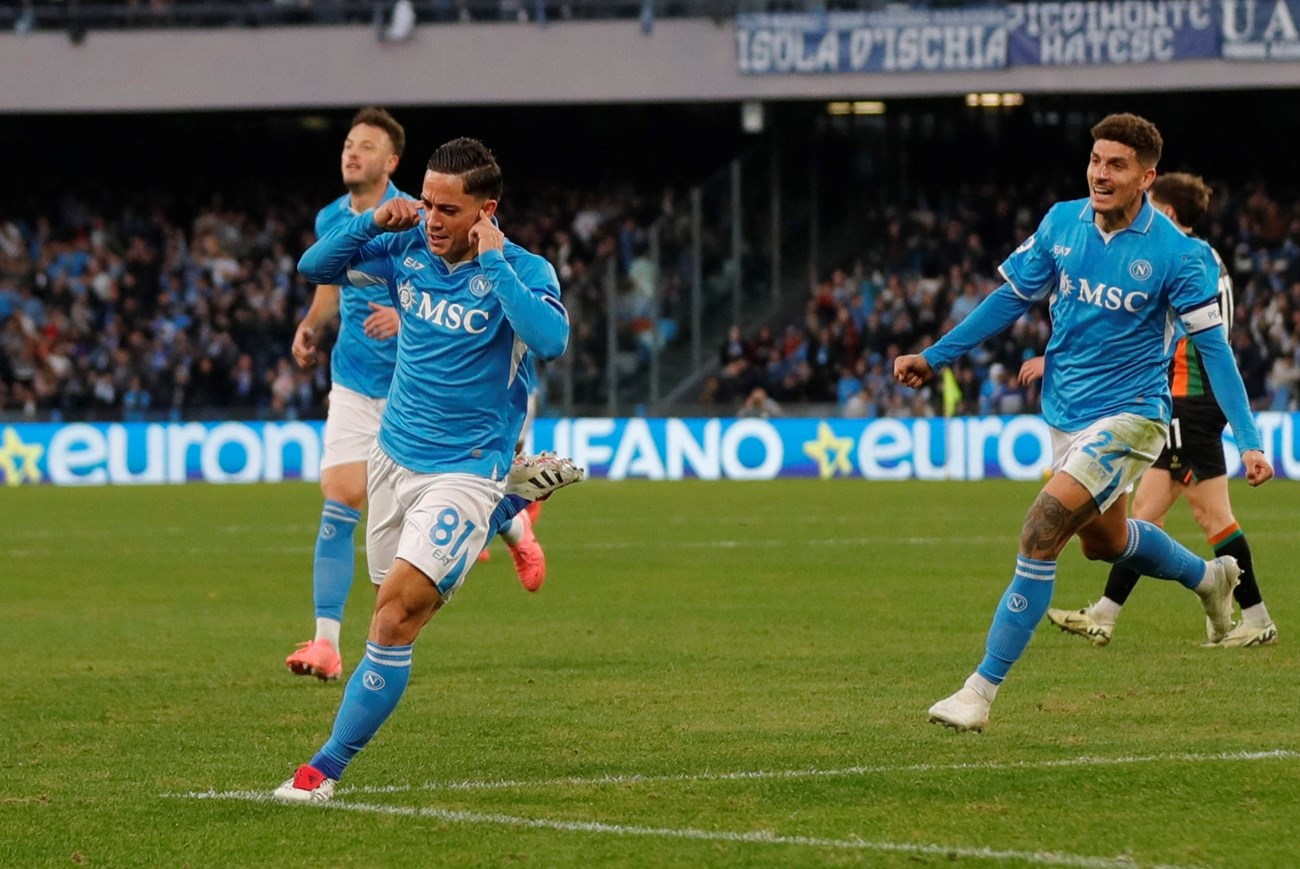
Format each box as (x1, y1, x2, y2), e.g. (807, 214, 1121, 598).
(402, 256, 426, 270)
(413, 291, 490, 334)
(1052, 244, 1072, 257)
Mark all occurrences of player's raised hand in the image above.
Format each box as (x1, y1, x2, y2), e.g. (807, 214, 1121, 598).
(364, 301, 400, 341)
(374, 198, 422, 232)
(292, 321, 318, 368)
(469, 211, 504, 256)
(1242, 449, 1274, 487)
(893, 354, 933, 388)
(1019, 356, 1045, 385)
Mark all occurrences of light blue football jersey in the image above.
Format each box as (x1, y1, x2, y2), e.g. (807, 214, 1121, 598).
(1167, 241, 1232, 344)
(999, 197, 1215, 432)
(521, 353, 538, 396)
(299, 213, 567, 479)
(314, 181, 407, 398)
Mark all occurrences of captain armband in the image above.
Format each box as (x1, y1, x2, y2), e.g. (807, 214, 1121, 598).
(1179, 301, 1223, 336)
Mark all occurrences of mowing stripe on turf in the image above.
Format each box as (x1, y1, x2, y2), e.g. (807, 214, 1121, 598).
(329, 748, 1299, 795)
(176, 790, 1199, 869)
(2, 535, 1007, 560)
(12, 529, 1300, 558)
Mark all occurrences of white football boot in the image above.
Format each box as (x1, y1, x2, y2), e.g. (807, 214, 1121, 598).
(506, 452, 585, 501)
(1206, 618, 1278, 648)
(273, 764, 337, 804)
(1199, 556, 1242, 644)
(928, 675, 993, 733)
(1046, 606, 1113, 647)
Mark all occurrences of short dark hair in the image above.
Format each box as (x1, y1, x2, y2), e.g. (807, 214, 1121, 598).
(1090, 113, 1163, 167)
(350, 106, 406, 158)
(1150, 172, 1213, 227)
(427, 137, 503, 201)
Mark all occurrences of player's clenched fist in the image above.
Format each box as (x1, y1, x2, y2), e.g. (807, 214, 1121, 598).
(893, 354, 933, 388)
(374, 198, 423, 232)
(292, 321, 318, 368)
(1242, 450, 1274, 487)
(469, 212, 504, 255)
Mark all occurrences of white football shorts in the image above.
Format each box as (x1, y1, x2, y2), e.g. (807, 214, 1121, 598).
(321, 384, 386, 470)
(1050, 413, 1168, 513)
(365, 444, 504, 601)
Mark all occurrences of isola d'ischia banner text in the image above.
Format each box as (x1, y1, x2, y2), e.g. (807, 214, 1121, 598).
(735, 1, 1300, 74)
(3, 414, 1300, 486)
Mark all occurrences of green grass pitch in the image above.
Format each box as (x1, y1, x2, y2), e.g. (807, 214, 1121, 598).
(2, 478, 1298, 867)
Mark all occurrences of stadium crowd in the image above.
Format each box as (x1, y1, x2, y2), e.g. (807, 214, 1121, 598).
(0, 183, 690, 420)
(2, 179, 1298, 421)
(705, 181, 1300, 419)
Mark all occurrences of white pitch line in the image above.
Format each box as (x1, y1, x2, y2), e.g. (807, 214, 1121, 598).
(327, 748, 1300, 796)
(178, 790, 1195, 869)
(171, 750, 1298, 867)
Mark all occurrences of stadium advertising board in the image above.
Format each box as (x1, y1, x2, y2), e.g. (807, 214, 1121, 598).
(1220, 0, 1300, 59)
(737, 1, 1231, 73)
(0, 421, 322, 486)
(735, 7, 1010, 74)
(4, 414, 1300, 485)
(1005, 0, 1219, 65)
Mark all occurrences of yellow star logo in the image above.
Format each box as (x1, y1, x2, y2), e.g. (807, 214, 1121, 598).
(0, 426, 45, 486)
(802, 421, 854, 479)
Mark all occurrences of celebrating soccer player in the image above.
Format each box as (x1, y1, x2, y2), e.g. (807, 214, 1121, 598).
(1039, 172, 1277, 648)
(273, 137, 581, 802)
(894, 114, 1273, 733)
(285, 114, 564, 684)
(285, 107, 410, 683)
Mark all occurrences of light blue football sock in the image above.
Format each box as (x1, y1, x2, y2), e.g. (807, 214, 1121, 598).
(487, 493, 529, 538)
(313, 500, 362, 623)
(976, 556, 1056, 685)
(1109, 519, 1206, 590)
(311, 642, 413, 781)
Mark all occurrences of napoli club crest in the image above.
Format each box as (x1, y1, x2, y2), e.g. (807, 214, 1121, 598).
(1129, 260, 1153, 281)
(469, 275, 493, 297)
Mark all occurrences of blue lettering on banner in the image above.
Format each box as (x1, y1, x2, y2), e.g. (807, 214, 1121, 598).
(1005, 0, 1219, 66)
(4, 414, 1300, 486)
(523, 414, 1300, 482)
(736, 2, 1235, 73)
(736, 8, 1010, 74)
(0, 421, 322, 486)
(1221, 0, 1300, 60)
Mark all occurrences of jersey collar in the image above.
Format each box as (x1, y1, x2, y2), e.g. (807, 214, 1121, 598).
(1076, 194, 1156, 235)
